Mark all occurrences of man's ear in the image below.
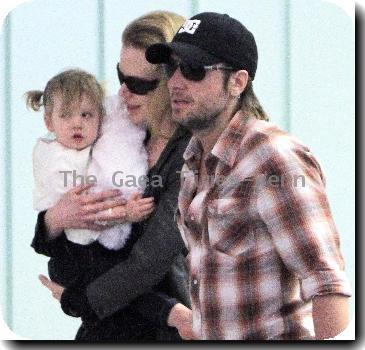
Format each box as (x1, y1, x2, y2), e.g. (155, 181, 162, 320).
(229, 70, 249, 97)
(44, 114, 54, 132)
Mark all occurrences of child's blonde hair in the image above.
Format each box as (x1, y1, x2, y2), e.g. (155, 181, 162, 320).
(25, 68, 105, 119)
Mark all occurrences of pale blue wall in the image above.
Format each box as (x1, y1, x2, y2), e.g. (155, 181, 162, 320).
(290, 0, 355, 306)
(0, 0, 354, 340)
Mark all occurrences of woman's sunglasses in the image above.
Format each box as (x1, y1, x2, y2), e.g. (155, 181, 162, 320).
(162, 59, 234, 82)
(116, 63, 159, 95)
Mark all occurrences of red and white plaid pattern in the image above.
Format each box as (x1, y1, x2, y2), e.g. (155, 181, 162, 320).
(176, 111, 351, 340)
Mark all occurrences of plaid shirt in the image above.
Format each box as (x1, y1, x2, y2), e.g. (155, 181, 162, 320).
(176, 111, 351, 340)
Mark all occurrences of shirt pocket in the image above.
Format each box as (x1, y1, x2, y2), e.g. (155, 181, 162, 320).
(207, 196, 255, 257)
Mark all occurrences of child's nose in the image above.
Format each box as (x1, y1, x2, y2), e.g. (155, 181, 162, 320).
(72, 115, 83, 128)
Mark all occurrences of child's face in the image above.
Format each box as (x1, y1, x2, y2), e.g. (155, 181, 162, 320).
(45, 93, 101, 150)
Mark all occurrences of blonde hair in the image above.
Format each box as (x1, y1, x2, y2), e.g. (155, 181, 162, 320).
(122, 11, 185, 137)
(122, 10, 185, 50)
(223, 72, 269, 121)
(25, 69, 105, 119)
(239, 78, 269, 121)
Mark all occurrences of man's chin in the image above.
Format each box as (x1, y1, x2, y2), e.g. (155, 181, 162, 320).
(173, 114, 216, 132)
(172, 112, 188, 126)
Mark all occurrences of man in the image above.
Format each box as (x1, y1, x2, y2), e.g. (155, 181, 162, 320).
(146, 12, 351, 340)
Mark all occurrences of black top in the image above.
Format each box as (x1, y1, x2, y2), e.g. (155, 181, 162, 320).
(31, 126, 192, 341)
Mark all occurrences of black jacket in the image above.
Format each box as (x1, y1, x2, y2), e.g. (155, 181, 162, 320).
(31, 126, 192, 341)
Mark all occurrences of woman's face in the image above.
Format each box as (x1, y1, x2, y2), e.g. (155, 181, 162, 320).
(118, 45, 160, 127)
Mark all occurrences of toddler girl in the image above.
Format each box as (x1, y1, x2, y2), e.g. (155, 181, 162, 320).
(27, 68, 148, 286)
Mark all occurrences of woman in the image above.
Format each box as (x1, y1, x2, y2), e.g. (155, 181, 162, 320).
(32, 11, 193, 341)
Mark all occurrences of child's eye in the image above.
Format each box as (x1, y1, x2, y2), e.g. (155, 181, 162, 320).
(81, 112, 93, 118)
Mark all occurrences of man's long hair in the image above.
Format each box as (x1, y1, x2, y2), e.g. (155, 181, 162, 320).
(238, 77, 269, 121)
(224, 72, 269, 121)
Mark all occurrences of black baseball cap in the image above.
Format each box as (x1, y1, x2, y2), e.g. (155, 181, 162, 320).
(146, 12, 258, 79)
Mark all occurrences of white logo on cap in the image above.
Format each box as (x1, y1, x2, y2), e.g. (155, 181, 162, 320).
(178, 20, 201, 34)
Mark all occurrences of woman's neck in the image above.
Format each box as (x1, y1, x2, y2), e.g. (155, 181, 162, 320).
(146, 114, 177, 168)
(152, 114, 177, 140)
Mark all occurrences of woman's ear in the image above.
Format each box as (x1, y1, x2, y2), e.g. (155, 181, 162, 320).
(44, 114, 54, 132)
(229, 70, 249, 98)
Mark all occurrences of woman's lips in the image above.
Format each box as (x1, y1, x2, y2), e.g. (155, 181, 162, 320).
(126, 105, 141, 113)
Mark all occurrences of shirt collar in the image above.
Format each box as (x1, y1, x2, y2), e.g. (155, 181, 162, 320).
(183, 111, 253, 170)
(183, 135, 204, 172)
(211, 111, 249, 168)
(211, 111, 252, 168)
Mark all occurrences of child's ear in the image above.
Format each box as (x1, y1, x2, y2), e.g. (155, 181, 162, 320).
(44, 114, 54, 132)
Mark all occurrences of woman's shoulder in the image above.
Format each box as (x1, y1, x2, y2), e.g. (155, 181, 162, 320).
(174, 126, 192, 140)
(150, 127, 191, 178)
(170, 126, 192, 155)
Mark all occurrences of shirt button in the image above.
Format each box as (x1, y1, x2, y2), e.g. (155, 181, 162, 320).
(193, 279, 198, 285)
(190, 215, 195, 221)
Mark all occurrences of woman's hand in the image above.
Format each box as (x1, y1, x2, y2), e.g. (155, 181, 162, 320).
(45, 184, 126, 238)
(167, 303, 197, 340)
(39, 274, 64, 301)
(83, 192, 155, 224)
(125, 193, 155, 222)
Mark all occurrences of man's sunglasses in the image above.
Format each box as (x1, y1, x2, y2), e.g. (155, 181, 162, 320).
(116, 63, 159, 95)
(162, 59, 234, 82)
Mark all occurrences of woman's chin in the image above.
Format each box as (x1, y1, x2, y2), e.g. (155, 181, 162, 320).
(128, 112, 146, 127)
